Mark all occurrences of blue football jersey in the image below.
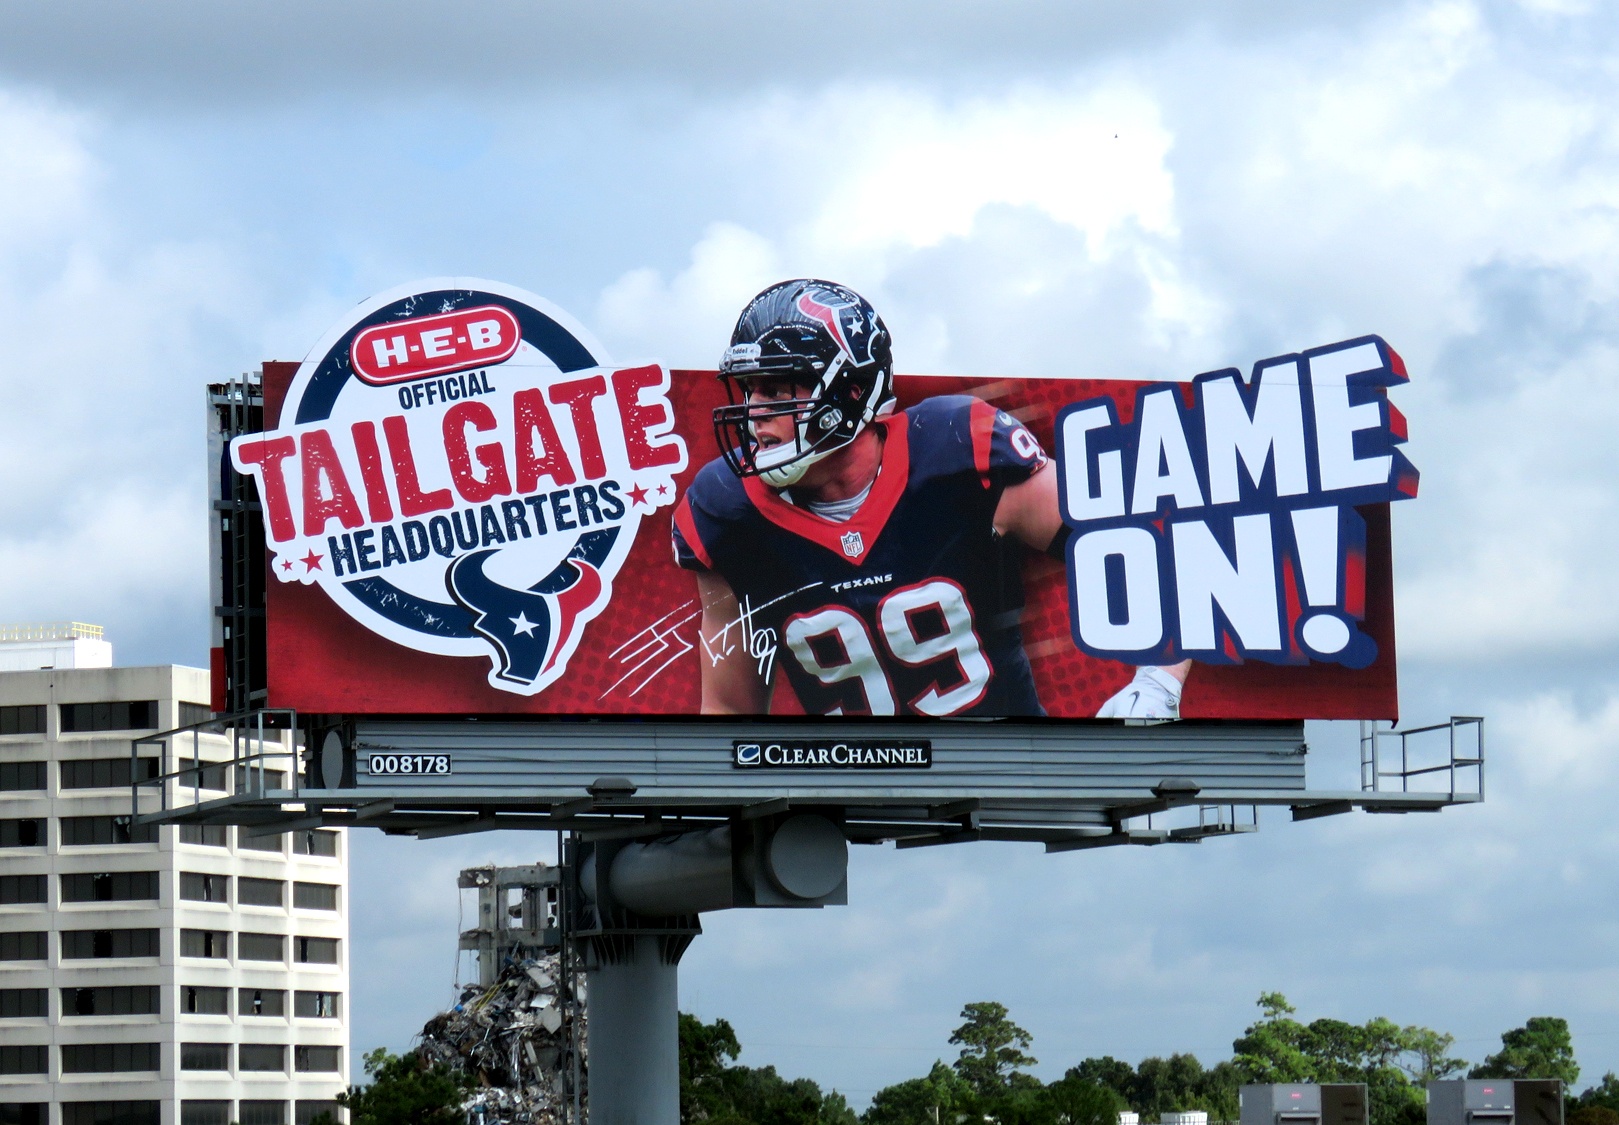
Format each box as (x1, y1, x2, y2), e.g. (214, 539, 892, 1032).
(673, 394, 1050, 716)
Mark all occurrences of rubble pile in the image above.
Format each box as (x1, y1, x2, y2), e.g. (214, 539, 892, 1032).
(416, 954, 586, 1125)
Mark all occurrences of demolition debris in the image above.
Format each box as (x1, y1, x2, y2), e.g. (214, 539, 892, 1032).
(417, 954, 585, 1125)
(414, 862, 583, 1124)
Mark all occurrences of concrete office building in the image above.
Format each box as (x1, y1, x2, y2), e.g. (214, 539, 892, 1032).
(0, 625, 350, 1125)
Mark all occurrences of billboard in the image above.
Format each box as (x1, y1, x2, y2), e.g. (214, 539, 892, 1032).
(225, 279, 1416, 721)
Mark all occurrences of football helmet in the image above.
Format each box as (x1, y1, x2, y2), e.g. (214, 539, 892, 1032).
(713, 279, 895, 488)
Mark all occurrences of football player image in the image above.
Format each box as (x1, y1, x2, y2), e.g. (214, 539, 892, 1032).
(671, 278, 1189, 718)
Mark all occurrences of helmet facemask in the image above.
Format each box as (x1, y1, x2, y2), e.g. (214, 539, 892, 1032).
(714, 356, 892, 487)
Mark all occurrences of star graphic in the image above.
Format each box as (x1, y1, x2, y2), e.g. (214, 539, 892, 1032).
(301, 550, 323, 572)
(280, 559, 293, 572)
(626, 483, 649, 506)
(846, 317, 864, 336)
(657, 484, 669, 496)
(510, 612, 539, 637)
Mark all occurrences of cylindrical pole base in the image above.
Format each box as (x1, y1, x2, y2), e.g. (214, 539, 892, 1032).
(587, 935, 680, 1125)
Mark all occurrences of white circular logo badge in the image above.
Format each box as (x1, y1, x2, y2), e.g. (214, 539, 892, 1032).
(230, 278, 687, 695)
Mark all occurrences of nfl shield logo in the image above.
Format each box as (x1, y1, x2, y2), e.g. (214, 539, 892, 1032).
(840, 529, 864, 558)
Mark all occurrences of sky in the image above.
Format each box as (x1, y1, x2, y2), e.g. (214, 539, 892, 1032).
(2, 0, 1618, 1106)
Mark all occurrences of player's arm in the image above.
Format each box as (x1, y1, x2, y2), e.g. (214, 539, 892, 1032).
(992, 457, 1192, 719)
(992, 458, 1063, 551)
(693, 569, 771, 715)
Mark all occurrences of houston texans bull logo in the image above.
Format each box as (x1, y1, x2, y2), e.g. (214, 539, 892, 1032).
(796, 290, 877, 369)
(230, 279, 688, 695)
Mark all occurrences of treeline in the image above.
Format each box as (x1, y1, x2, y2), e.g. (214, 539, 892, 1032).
(678, 993, 1610, 1125)
(331, 994, 1617, 1125)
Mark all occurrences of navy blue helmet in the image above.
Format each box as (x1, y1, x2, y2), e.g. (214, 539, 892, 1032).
(713, 279, 895, 487)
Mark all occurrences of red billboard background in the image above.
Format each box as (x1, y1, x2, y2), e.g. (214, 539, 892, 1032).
(249, 363, 1398, 720)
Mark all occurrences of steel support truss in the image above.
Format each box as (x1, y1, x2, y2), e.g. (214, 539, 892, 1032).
(133, 715, 1484, 853)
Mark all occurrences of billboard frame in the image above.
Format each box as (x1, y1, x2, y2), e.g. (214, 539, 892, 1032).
(135, 712, 1482, 851)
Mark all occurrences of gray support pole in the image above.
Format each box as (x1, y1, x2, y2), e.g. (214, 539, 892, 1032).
(587, 935, 681, 1125)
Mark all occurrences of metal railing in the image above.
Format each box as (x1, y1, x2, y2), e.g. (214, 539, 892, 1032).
(1360, 715, 1484, 800)
(0, 622, 103, 642)
(131, 709, 300, 823)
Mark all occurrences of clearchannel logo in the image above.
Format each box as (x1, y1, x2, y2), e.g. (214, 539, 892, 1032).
(731, 740, 932, 770)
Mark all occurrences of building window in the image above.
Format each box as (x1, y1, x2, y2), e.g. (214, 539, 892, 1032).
(0, 820, 44, 848)
(179, 930, 229, 959)
(178, 759, 228, 792)
(0, 705, 46, 736)
(0, 1104, 47, 1125)
(293, 882, 338, 911)
(60, 758, 160, 789)
(294, 1102, 341, 1125)
(58, 701, 158, 733)
(179, 1043, 231, 1071)
(0, 875, 46, 905)
(293, 991, 341, 1019)
(179, 872, 230, 903)
(239, 1104, 287, 1125)
(237, 1044, 286, 1072)
(0, 1046, 47, 1075)
(61, 929, 160, 959)
(0, 932, 47, 960)
(60, 816, 157, 847)
(238, 988, 286, 1017)
(0, 990, 47, 1018)
(294, 1046, 341, 1073)
(0, 761, 45, 790)
(62, 986, 160, 1017)
(61, 1104, 161, 1125)
(294, 936, 339, 965)
(61, 871, 159, 903)
(178, 702, 213, 727)
(239, 831, 284, 853)
(60, 1042, 161, 1073)
(239, 932, 285, 961)
(237, 768, 286, 793)
(239, 878, 285, 907)
(181, 985, 230, 1015)
(179, 824, 229, 848)
(293, 830, 339, 858)
(181, 1104, 231, 1125)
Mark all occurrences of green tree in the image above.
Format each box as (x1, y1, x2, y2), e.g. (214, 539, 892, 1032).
(680, 1012, 858, 1125)
(1576, 1074, 1619, 1114)
(949, 1002, 1038, 1097)
(1198, 1060, 1244, 1122)
(681, 1012, 743, 1123)
(1401, 1027, 1468, 1084)
(1134, 1054, 1213, 1116)
(1569, 1110, 1619, 1125)
(332, 1048, 468, 1125)
(1232, 993, 1464, 1125)
(863, 1060, 977, 1125)
(1233, 994, 1316, 1084)
(713, 1066, 829, 1125)
(1471, 1018, 1580, 1085)
(1042, 1075, 1128, 1125)
(1067, 1057, 1136, 1105)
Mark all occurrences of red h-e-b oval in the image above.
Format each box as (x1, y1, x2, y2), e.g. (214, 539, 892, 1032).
(350, 305, 522, 386)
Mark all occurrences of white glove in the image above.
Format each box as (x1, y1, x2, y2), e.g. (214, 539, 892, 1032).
(1096, 666, 1183, 720)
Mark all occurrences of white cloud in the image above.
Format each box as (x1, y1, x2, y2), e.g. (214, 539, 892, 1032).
(1, 0, 1618, 1103)
(789, 83, 1176, 263)
(0, 95, 259, 659)
(595, 222, 781, 368)
(0, 91, 93, 248)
